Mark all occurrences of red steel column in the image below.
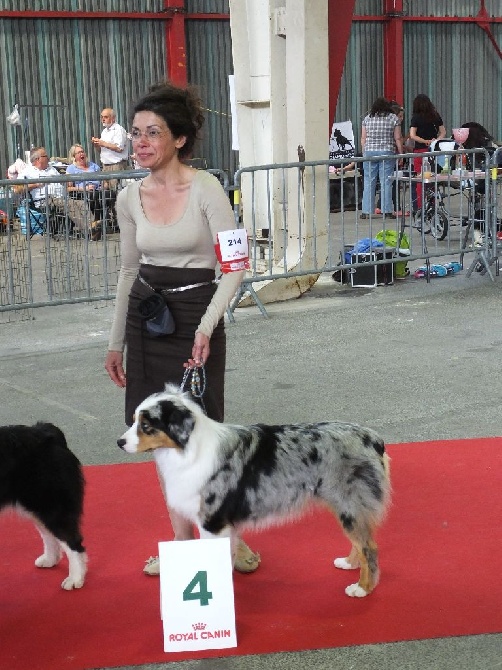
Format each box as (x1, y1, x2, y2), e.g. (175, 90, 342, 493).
(383, 0, 404, 104)
(328, 0, 356, 127)
(164, 0, 187, 85)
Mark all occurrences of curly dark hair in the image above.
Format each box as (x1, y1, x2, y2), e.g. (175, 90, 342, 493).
(369, 97, 393, 117)
(131, 81, 205, 159)
(412, 94, 440, 123)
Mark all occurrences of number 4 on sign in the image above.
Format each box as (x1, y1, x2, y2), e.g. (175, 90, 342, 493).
(183, 571, 213, 607)
(159, 538, 237, 652)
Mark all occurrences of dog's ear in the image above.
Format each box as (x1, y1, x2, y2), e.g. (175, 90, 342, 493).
(159, 400, 196, 449)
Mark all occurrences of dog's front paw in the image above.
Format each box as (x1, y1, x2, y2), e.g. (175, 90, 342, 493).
(345, 582, 369, 598)
(334, 556, 359, 570)
(61, 575, 85, 590)
(35, 552, 61, 568)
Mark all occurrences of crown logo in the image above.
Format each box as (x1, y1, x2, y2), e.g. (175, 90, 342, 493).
(192, 622, 207, 631)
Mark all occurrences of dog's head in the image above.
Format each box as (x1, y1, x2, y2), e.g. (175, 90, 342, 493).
(117, 384, 197, 453)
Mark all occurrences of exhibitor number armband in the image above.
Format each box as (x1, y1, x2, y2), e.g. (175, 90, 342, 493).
(215, 229, 249, 273)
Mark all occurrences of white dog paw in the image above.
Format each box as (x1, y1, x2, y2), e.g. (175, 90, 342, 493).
(61, 576, 85, 590)
(345, 582, 369, 598)
(334, 557, 358, 570)
(35, 553, 60, 568)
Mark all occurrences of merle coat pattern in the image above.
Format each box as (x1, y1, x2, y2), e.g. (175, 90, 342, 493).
(119, 386, 391, 598)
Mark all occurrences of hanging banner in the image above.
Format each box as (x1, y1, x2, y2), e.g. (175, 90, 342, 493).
(329, 120, 355, 160)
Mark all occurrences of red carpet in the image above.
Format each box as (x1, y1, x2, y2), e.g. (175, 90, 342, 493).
(1, 438, 501, 670)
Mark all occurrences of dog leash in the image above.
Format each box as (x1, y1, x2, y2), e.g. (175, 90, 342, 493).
(180, 365, 207, 413)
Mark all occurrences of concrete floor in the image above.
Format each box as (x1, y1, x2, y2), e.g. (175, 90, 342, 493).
(0, 266, 501, 669)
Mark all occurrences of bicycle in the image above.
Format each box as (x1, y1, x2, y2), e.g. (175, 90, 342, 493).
(412, 181, 449, 241)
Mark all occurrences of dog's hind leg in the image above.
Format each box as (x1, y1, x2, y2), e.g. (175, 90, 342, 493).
(340, 521, 380, 598)
(34, 523, 62, 568)
(344, 538, 379, 598)
(333, 512, 380, 597)
(35, 516, 87, 589)
(60, 543, 87, 590)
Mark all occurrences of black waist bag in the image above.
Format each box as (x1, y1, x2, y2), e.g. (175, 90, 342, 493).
(138, 293, 175, 337)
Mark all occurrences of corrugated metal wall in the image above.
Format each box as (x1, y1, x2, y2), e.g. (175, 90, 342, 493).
(356, 0, 500, 17)
(336, 0, 502, 152)
(0, 1, 499, 176)
(185, 0, 229, 12)
(186, 17, 235, 174)
(0, 1, 166, 10)
(405, 0, 500, 17)
(0, 14, 167, 175)
(335, 20, 385, 144)
(184, 0, 234, 173)
(404, 21, 501, 140)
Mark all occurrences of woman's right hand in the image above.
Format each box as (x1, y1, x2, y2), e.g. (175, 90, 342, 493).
(105, 350, 127, 388)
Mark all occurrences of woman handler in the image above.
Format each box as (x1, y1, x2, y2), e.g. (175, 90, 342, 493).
(105, 81, 260, 575)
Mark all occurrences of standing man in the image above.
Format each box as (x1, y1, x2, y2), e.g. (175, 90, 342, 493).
(91, 108, 128, 188)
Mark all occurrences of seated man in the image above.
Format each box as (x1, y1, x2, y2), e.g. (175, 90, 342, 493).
(15, 147, 73, 236)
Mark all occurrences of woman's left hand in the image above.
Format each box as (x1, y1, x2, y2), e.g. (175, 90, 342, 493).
(184, 331, 210, 369)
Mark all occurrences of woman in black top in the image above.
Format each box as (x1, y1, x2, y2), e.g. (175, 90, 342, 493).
(409, 94, 446, 211)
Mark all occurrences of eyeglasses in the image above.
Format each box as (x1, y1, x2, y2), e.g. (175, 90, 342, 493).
(35, 154, 49, 159)
(130, 128, 167, 142)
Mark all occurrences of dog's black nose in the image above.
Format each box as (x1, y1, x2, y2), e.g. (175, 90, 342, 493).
(117, 438, 126, 450)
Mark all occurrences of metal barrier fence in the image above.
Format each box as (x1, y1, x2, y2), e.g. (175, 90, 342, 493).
(0, 167, 228, 322)
(1, 153, 500, 321)
(230, 147, 501, 315)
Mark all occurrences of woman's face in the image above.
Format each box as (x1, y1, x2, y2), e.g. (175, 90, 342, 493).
(131, 111, 187, 170)
(73, 146, 86, 161)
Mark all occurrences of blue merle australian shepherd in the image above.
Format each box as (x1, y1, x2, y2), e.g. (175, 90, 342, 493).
(119, 385, 391, 597)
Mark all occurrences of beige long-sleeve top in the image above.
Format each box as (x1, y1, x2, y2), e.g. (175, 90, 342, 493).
(108, 170, 244, 352)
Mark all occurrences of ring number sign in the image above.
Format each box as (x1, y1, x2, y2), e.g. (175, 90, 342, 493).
(159, 538, 237, 652)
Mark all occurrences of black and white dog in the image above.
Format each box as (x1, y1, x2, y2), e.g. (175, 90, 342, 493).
(119, 385, 390, 597)
(0, 422, 87, 590)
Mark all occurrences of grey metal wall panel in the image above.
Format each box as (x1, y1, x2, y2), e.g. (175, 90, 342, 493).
(335, 21, 385, 152)
(0, 1, 166, 10)
(404, 20, 502, 141)
(185, 0, 229, 13)
(186, 17, 235, 174)
(404, 0, 501, 17)
(355, 0, 501, 17)
(336, 6, 502, 148)
(354, 0, 384, 15)
(0, 17, 167, 174)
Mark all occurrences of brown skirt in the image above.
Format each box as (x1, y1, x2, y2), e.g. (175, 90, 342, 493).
(124, 264, 226, 426)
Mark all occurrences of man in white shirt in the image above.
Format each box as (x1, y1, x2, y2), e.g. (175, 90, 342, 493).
(16, 147, 86, 236)
(91, 108, 128, 189)
(17, 147, 63, 205)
